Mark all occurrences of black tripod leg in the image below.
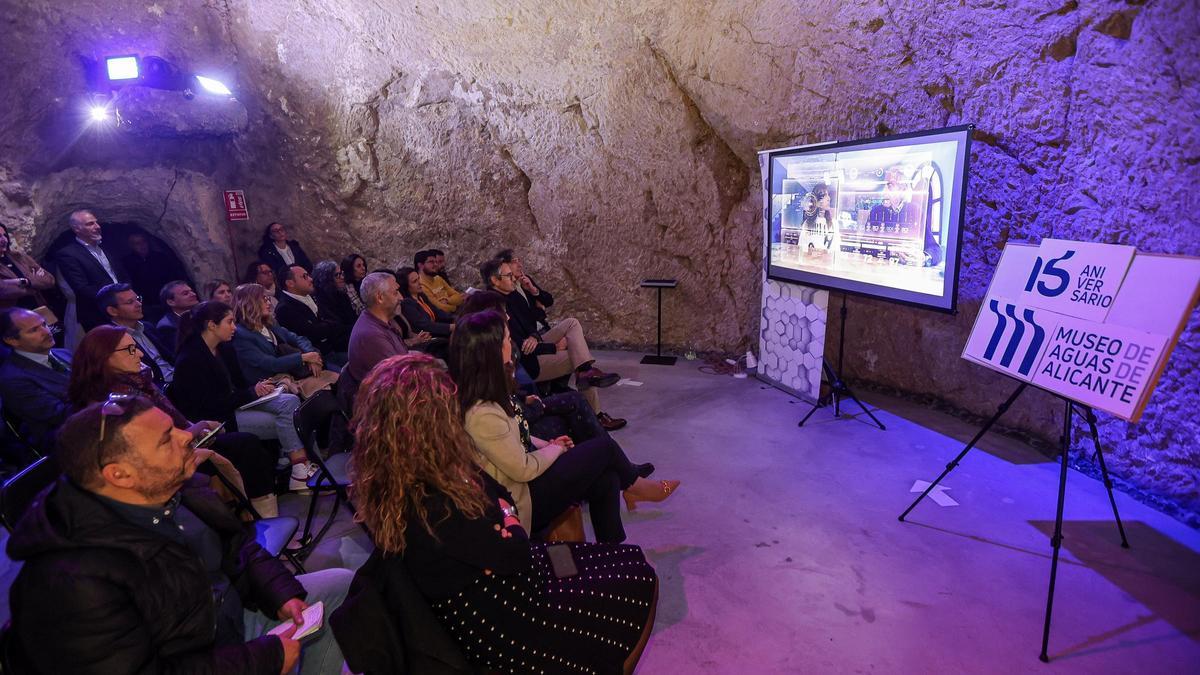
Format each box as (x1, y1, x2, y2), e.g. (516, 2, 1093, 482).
(1040, 400, 1072, 662)
(798, 359, 836, 427)
(838, 384, 887, 430)
(899, 382, 1027, 521)
(1078, 405, 1130, 549)
(798, 399, 824, 427)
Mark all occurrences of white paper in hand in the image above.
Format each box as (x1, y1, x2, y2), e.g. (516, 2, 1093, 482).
(268, 601, 324, 641)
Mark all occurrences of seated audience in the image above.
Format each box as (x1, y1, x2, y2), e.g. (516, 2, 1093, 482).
(349, 353, 658, 674)
(121, 232, 189, 316)
(312, 260, 358, 328)
(340, 253, 369, 315)
(481, 257, 624, 425)
(169, 301, 317, 495)
(495, 248, 552, 330)
(53, 209, 128, 331)
(231, 283, 338, 396)
(67, 325, 278, 512)
(258, 221, 313, 272)
(449, 310, 677, 543)
(98, 282, 176, 384)
(243, 259, 279, 296)
(275, 264, 350, 366)
(337, 271, 422, 414)
(6, 397, 351, 674)
(0, 223, 56, 312)
(156, 280, 199, 352)
(416, 249, 463, 314)
(205, 278, 234, 304)
(0, 308, 72, 450)
(397, 265, 453, 337)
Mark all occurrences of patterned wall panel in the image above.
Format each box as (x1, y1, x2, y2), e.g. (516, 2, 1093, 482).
(757, 152, 828, 402)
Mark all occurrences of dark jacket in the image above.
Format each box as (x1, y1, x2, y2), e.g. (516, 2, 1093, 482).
(275, 293, 350, 356)
(314, 288, 359, 328)
(53, 240, 129, 329)
(502, 290, 556, 379)
(156, 311, 183, 357)
(257, 240, 312, 273)
(232, 324, 315, 382)
(331, 550, 473, 675)
(168, 338, 257, 428)
(122, 320, 178, 381)
(516, 276, 554, 329)
(0, 349, 73, 451)
(399, 295, 453, 338)
(7, 476, 303, 674)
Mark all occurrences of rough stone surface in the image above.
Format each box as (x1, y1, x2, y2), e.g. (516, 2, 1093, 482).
(0, 0, 1195, 518)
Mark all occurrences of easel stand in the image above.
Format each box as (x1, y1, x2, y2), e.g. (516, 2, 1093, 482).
(898, 382, 1130, 662)
(798, 294, 886, 430)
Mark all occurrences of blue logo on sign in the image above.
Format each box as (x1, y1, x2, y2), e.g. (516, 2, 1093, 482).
(982, 300, 1046, 376)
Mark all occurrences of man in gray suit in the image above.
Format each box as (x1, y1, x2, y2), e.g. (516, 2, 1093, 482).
(0, 307, 73, 451)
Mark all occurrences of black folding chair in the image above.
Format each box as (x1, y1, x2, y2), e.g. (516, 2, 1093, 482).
(292, 390, 364, 559)
(1, 456, 58, 533)
(0, 408, 43, 469)
(209, 469, 306, 573)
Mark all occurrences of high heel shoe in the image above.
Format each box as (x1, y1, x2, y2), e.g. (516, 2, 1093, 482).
(623, 478, 680, 511)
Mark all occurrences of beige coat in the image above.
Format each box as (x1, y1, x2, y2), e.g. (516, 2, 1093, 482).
(463, 401, 562, 532)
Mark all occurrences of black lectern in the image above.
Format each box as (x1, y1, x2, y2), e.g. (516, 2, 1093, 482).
(640, 279, 677, 365)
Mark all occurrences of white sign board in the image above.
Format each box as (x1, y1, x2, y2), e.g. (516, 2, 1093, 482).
(963, 241, 1200, 422)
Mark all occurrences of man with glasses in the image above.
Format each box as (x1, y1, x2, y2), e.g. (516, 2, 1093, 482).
(99, 282, 176, 384)
(6, 396, 353, 673)
(481, 258, 627, 430)
(0, 307, 74, 450)
(275, 264, 350, 368)
(494, 248, 553, 331)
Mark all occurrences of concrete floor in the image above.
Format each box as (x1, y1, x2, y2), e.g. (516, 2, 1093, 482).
(2, 350, 1198, 673)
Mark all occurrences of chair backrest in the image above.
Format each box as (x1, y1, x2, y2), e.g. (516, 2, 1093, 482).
(293, 389, 341, 456)
(1, 456, 60, 532)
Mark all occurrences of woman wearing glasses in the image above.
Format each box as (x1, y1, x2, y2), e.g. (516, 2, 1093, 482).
(311, 260, 358, 328)
(67, 325, 279, 516)
(351, 353, 658, 674)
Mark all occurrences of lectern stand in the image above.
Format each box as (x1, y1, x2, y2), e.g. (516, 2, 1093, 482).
(640, 279, 677, 365)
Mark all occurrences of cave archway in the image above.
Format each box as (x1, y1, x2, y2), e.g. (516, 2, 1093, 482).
(43, 222, 193, 324)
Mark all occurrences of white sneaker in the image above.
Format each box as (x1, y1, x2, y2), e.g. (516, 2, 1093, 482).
(288, 462, 318, 492)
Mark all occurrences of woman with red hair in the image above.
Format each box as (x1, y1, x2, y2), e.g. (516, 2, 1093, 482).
(67, 325, 279, 515)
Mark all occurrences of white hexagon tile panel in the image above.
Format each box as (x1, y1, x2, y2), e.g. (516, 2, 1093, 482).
(756, 152, 828, 401)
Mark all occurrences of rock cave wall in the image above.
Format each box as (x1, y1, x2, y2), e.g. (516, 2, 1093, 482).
(0, 0, 1195, 518)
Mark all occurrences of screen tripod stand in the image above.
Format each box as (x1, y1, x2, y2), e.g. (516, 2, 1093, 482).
(899, 381, 1130, 662)
(798, 293, 886, 430)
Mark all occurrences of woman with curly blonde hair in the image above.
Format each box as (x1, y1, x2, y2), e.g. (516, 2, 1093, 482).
(350, 353, 658, 674)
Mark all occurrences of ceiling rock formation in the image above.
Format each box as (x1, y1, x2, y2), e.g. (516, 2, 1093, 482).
(0, 0, 1196, 519)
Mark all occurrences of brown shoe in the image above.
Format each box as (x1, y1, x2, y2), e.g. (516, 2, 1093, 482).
(597, 412, 627, 431)
(577, 367, 620, 388)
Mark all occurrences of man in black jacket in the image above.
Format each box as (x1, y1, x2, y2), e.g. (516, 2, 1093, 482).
(6, 397, 352, 674)
(480, 258, 627, 430)
(276, 264, 350, 368)
(494, 248, 553, 331)
(100, 282, 176, 384)
(53, 209, 129, 331)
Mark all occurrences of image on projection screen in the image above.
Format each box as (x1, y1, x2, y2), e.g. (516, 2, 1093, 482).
(766, 126, 971, 313)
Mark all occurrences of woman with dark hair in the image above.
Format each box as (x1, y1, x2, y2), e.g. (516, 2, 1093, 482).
(203, 278, 234, 305)
(169, 301, 315, 498)
(350, 353, 658, 674)
(67, 325, 278, 512)
(311, 260, 358, 328)
(0, 223, 56, 313)
(448, 311, 677, 544)
(257, 221, 312, 272)
(339, 254, 368, 315)
(396, 265, 453, 338)
(242, 260, 278, 296)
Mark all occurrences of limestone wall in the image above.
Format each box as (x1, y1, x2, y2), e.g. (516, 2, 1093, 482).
(0, 0, 1195, 518)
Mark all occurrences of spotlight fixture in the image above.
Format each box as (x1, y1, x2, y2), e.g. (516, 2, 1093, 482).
(88, 105, 110, 123)
(194, 75, 233, 96)
(105, 55, 140, 82)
